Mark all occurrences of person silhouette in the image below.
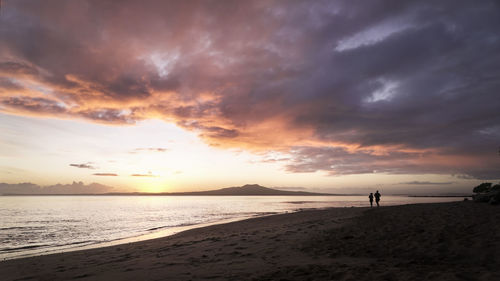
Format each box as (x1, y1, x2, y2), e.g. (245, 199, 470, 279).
(368, 193, 374, 207)
(374, 190, 381, 207)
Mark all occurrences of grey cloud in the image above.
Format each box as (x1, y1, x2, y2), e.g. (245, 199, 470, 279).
(285, 146, 500, 180)
(69, 163, 96, 169)
(400, 181, 454, 185)
(0, 61, 39, 76)
(2, 97, 67, 115)
(93, 173, 118, 177)
(0, 77, 24, 91)
(179, 121, 239, 140)
(76, 108, 139, 124)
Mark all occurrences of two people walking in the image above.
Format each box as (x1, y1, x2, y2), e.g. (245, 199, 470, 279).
(369, 190, 381, 207)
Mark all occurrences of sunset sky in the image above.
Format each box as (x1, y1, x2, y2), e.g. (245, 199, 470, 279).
(1, 0, 499, 193)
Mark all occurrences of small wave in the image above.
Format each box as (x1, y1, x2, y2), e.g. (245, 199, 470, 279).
(285, 201, 332, 204)
(147, 222, 197, 231)
(252, 212, 278, 216)
(147, 226, 165, 231)
(0, 226, 29, 231)
(0, 244, 50, 252)
(25, 219, 80, 223)
(64, 240, 96, 246)
(0, 240, 98, 253)
(0, 226, 46, 231)
(285, 201, 313, 204)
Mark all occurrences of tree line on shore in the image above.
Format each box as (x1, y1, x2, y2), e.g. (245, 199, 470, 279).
(472, 182, 500, 204)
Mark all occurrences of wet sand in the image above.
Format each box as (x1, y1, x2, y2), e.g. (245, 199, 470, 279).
(0, 201, 498, 280)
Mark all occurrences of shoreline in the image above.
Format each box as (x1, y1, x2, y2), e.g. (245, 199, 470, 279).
(2, 204, 352, 262)
(1, 212, 281, 261)
(1, 201, 498, 280)
(1, 196, 464, 262)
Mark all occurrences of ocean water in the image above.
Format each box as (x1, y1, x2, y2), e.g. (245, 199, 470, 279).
(0, 195, 464, 260)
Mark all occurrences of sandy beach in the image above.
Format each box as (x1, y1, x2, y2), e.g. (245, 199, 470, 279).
(0, 201, 498, 281)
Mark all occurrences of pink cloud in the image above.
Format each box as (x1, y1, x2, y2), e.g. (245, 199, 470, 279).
(1, 0, 499, 179)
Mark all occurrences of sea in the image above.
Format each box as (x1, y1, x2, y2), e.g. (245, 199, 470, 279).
(0, 195, 464, 260)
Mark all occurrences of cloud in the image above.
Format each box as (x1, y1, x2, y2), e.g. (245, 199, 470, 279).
(130, 148, 168, 153)
(69, 163, 95, 169)
(284, 146, 500, 180)
(131, 170, 158, 177)
(131, 173, 157, 177)
(400, 181, 454, 185)
(1, 0, 500, 179)
(93, 173, 118, 177)
(260, 157, 290, 164)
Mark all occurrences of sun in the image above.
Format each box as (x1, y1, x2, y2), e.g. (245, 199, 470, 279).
(132, 177, 170, 193)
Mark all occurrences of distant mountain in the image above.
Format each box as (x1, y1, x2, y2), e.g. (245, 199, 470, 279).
(1, 183, 329, 196)
(0, 181, 114, 195)
(163, 184, 330, 196)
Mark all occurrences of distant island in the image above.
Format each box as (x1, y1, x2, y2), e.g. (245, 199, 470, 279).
(119, 184, 333, 196)
(0, 183, 332, 196)
(0, 181, 114, 195)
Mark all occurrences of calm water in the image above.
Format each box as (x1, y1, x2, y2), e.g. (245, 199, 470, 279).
(0, 195, 463, 260)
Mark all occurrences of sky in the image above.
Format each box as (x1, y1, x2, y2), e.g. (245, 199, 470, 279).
(0, 0, 499, 194)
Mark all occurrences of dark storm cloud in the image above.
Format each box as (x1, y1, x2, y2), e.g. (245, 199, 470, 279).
(1, 0, 499, 179)
(284, 146, 434, 175)
(0, 61, 39, 76)
(285, 145, 500, 180)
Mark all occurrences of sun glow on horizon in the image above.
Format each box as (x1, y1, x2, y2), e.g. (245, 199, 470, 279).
(0, 113, 334, 192)
(0, 112, 480, 194)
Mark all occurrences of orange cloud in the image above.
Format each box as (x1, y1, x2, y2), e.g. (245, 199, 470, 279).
(1, 0, 499, 180)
